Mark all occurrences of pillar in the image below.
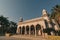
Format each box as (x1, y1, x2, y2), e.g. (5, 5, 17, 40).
(38, 30, 41, 36)
(29, 26, 31, 36)
(21, 27, 22, 35)
(16, 27, 20, 34)
(42, 31, 45, 37)
(41, 27, 45, 37)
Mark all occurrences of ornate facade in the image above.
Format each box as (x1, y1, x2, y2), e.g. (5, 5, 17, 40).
(16, 9, 59, 37)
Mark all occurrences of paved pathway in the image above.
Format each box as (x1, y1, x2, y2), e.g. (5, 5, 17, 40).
(11, 35, 47, 40)
(0, 35, 47, 40)
(0, 36, 31, 40)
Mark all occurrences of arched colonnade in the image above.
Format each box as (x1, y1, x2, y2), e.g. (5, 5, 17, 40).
(18, 24, 44, 36)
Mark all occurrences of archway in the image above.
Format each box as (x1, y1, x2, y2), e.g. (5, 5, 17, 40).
(30, 25, 35, 35)
(26, 25, 29, 34)
(19, 27, 21, 34)
(22, 26, 25, 34)
(36, 24, 41, 36)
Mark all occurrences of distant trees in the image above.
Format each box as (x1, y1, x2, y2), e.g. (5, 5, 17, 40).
(7, 21, 17, 34)
(0, 15, 17, 36)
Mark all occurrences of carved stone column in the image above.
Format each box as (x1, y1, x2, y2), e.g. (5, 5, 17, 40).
(16, 27, 20, 34)
(35, 26, 36, 37)
(41, 26, 45, 37)
(38, 30, 42, 36)
(29, 26, 31, 36)
(21, 27, 22, 35)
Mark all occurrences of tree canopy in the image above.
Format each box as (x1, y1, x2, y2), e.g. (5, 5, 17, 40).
(50, 5, 60, 25)
(0, 15, 17, 36)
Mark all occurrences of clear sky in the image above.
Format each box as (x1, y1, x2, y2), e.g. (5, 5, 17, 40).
(0, 0, 60, 22)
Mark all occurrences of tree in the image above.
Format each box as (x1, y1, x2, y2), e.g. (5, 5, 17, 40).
(7, 21, 17, 34)
(0, 15, 17, 36)
(0, 15, 9, 35)
(50, 5, 60, 26)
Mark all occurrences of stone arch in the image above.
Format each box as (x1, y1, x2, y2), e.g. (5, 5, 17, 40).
(26, 25, 29, 34)
(36, 24, 41, 30)
(30, 25, 35, 35)
(22, 26, 25, 34)
(36, 24, 42, 35)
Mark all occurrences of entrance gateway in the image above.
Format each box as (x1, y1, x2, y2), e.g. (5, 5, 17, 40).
(16, 9, 59, 37)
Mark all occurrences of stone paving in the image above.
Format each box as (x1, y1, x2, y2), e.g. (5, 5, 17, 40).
(10, 35, 47, 40)
(0, 36, 31, 40)
(0, 35, 47, 40)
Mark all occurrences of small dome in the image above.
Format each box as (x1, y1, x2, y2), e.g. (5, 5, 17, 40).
(42, 9, 47, 15)
(42, 9, 46, 12)
(19, 17, 23, 22)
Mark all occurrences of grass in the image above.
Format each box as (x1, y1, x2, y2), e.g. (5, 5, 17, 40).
(47, 35, 60, 40)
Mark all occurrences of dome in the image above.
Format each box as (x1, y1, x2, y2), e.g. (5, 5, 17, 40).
(42, 9, 46, 12)
(19, 17, 23, 22)
(42, 9, 47, 15)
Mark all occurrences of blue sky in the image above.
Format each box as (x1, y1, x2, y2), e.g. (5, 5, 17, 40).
(0, 0, 60, 22)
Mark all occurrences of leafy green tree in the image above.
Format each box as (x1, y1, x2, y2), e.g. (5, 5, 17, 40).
(0, 15, 17, 36)
(7, 21, 17, 34)
(50, 5, 60, 25)
(0, 15, 9, 35)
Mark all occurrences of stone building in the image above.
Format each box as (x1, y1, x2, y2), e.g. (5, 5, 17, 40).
(16, 9, 59, 37)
